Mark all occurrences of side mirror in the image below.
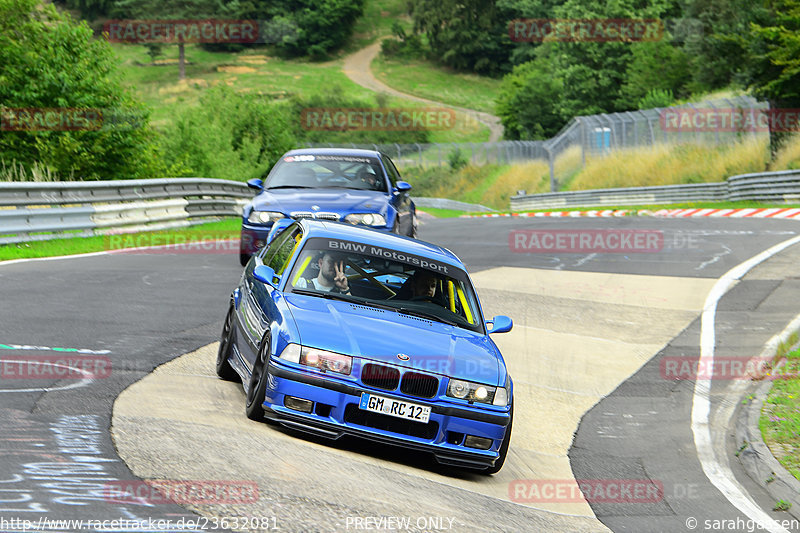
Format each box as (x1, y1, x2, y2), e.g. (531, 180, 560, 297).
(266, 218, 293, 246)
(486, 315, 512, 334)
(253, 264, 278, 288)
(395, 181, 412, 193)
(247, 178, 264, 191)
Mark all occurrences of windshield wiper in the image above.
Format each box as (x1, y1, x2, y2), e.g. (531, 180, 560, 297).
(291, 289, 395, 310)
(397, 307, 457, 326)
(265, 185, 314, 190)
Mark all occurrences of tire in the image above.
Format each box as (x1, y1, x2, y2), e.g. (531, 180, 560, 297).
(245, 333, 271, 421)
(408, 212, 418, 239)
(239, 251, 250, 267)
(483, 404, 513, 475)
(216, 306, 240, 381)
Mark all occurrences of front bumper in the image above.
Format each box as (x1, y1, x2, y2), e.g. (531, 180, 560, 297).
(263, 360, 511, 469)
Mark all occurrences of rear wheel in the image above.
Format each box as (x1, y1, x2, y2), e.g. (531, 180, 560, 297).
(245, 333, 272, 421)
(483, 404, 513, 475)
(216, 307, 239, 381)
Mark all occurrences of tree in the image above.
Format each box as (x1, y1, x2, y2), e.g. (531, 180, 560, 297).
(495, 55, 565, 139)
(0, 0, 167, 179)
(409, 0, 514, 76)
(745, 0, 800, 151)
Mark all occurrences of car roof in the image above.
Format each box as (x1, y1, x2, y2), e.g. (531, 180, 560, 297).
(283, 147, 382, 158)
(297, 220, 465, 270)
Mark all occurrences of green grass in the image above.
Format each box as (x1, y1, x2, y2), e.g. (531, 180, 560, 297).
(112, 43, 489, 142)
(416, 207, 468, 218)
(113, 44, 378, 128)
(760, 345, 800, 482)
(0, 219, 240, 261)
(372, 56, 502, 115)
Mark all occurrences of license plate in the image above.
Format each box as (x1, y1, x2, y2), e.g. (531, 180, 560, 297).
(359, 393, 431, 424)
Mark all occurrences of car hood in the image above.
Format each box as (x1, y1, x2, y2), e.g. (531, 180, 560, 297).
(285, 293, 500, 385)
(253, 189, 388, 216)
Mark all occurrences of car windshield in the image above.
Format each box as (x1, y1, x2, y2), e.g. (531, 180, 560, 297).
(287, 237, 484, 333)
(264, 154, 388, 192)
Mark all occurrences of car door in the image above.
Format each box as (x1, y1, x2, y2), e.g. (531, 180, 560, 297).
(237, 223, 303, 372)
(382, 154, 411, 233)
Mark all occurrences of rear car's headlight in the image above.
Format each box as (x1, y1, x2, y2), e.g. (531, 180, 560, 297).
(344, 213, 386, 227)
(300, 347, 352, 375)
(247, 210, 284, 224)
(448, 379, 507, 405)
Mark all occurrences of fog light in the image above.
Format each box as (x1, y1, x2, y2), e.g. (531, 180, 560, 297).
(284, 396, 313, 413)
(464, 435, 493, 450)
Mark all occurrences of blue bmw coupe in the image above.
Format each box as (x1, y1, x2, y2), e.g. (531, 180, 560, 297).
(239, 148, 417, 266)
(218, 219, 514, 473)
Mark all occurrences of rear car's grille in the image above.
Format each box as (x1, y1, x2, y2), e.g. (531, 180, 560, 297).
(400, 372, 439, 399)
(344, 404, 439, 440)
(290, 211, 339, 221)
(361, 363, 400, 391)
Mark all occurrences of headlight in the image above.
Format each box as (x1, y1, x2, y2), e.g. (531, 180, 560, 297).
(447, 379, 505, 405)
(299, 347, 352, 375)
(344, 213, 386, 227)
(247, 210, 284, 224)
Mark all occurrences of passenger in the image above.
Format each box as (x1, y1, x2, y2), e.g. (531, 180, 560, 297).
(295, 251, 351, 294)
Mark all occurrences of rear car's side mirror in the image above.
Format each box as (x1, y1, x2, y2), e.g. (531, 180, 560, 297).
(486, 315, 513, 334)
(247, 178, 264, 191)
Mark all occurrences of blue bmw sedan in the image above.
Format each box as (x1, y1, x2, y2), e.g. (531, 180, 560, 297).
(239, 148, 417, 266)
(217, 220, 514, 473)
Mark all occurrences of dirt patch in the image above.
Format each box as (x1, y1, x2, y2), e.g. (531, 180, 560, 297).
(217, 65, 256, 73)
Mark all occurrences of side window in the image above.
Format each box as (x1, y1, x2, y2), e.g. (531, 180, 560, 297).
(382, 155, 401, 187)
(266, 227, 302, 277)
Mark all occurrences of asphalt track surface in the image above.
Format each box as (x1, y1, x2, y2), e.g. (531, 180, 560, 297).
(1, 216, 800, 532)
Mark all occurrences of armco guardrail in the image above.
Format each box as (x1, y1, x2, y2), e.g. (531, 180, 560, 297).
(510, 170, 800, 211)
(0, 178, 252, 245)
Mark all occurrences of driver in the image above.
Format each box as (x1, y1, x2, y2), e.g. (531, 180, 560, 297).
(295, 251, 351, 294)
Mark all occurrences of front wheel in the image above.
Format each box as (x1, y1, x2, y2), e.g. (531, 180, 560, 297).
(483, 404, 513, 475)
(216, 306, 239, 382)
(239, 251, 250, 267)
(245, 334, 271, 421)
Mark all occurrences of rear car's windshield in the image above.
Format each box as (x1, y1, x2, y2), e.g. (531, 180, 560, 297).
(265, 154, 387, 192)
(287, 237, 484, 333)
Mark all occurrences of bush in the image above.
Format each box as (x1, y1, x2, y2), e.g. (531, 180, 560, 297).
(0, 0, 168, 180)
(159, 87, 297, 180)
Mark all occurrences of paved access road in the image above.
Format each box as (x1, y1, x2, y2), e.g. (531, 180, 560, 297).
(1, 216, 799, 532)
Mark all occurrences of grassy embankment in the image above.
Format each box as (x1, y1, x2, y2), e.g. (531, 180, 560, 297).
(760, 339, 800, 483)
